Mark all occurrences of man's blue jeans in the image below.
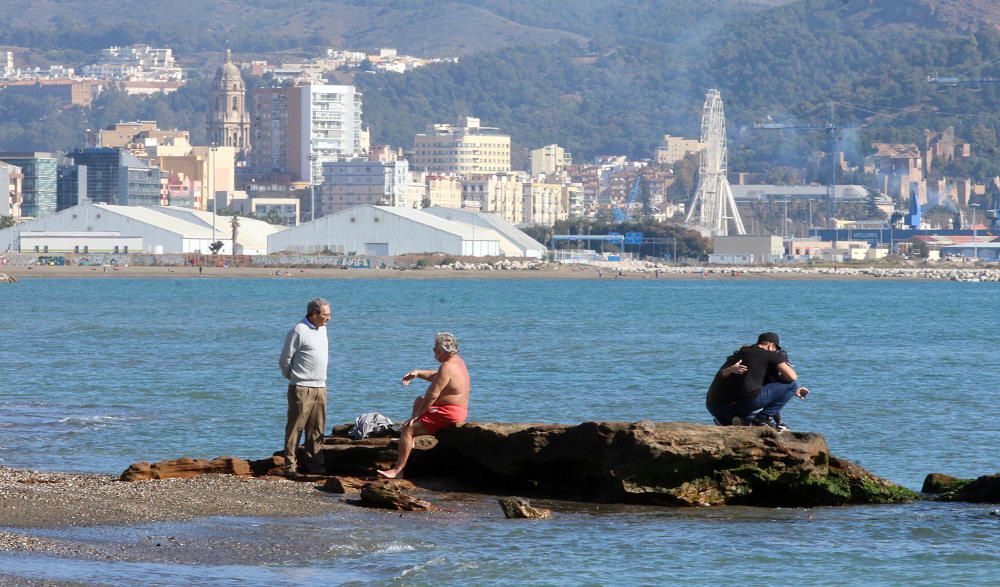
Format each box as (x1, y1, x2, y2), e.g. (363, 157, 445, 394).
(710, 380, 799, 423)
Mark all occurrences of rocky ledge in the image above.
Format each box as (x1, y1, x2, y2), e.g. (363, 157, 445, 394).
(922, 472, 1000, 503)
(123, 422, 918, 508)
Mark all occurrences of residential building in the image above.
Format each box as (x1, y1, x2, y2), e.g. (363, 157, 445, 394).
(530, 144, 572, 177)
(564, 182, 585, 219)
(0, 152, 58, 218)
(149, 143, 236, 211)
(250, 83, 364, 182)
(461, 173, 524, 224)
(86, 121, 189, 154)
(250, 198, 300, 226)
(1, 161, 23, 220)
(318, 159, 409, 215)
(522, 181, 566, 226)
(655, 135, 703, 166)
(0, 79, 106, 107)
(208, 50, 251, 158)
(81, 45, 183, 81)
(425, 175, 463, 209)
(67, 148, 162, 207)
(412, 117, 510, 174)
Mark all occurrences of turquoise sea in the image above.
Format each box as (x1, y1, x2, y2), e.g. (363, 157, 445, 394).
(1, 277, 999, 585)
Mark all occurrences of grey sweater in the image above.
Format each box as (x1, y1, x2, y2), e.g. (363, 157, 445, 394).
(278, 318, 328, 387)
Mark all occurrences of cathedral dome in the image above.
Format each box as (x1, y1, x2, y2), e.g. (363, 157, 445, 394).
(213, 49, 244, 90)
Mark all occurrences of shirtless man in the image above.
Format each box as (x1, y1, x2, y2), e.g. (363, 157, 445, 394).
(378, 332, 470, 479)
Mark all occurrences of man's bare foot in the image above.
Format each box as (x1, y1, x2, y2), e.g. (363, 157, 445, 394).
(377, 468, 404, 479)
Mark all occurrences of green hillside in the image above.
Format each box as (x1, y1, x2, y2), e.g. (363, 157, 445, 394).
(2, 0, 1000, 184)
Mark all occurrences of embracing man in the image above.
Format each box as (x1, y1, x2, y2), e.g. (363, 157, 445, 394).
(378, 332, 470, 479)
(278, 298, 331, 475)
(705, 331, 809, 431)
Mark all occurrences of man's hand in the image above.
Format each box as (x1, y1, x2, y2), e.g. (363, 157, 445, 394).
(724, 360, 747, 377)
(795, 387, 809, 399)
(401, 371, 417, 386)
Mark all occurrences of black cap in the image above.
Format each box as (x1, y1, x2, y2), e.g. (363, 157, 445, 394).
(757, 332, 781, 349)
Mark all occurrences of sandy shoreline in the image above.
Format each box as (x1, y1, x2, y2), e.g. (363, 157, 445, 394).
(3, 262, 996, 281)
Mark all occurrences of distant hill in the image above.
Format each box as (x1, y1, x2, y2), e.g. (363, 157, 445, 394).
(3, 0, 1000, 184)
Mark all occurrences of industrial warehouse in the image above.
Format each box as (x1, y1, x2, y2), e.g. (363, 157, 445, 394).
(0, 202, 545, 259)
(267, 205, 545, 258)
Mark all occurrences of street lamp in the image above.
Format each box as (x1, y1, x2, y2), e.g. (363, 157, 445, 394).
(210, 143, 218, 250)
(309, 154, 317, 222)
(972, 203, 981, 261)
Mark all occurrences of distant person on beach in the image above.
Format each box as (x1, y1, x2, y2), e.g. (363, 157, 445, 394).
(705, 332, 808, 431)
(378, 332, 470, 479)
(278, 298, 331, 475)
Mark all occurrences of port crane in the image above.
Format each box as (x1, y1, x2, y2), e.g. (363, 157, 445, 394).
(753, 102, 843, 235)
(612, 175, 642, 222)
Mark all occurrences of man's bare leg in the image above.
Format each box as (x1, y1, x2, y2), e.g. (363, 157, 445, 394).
(378, 420, 429, 479)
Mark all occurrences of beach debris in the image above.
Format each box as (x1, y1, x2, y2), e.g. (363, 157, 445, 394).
(0, 273, 16, 283)
(358, 482, 433, 511)
(498, 496, 552, 519)
(120, 456, 251, 481)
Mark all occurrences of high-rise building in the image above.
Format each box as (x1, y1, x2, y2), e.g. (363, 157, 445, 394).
(208, 50, 251, 158)
(1, 161, 23, 219)
(250, 83, 364, 183)
(68, 148, 161, 207)
(412, 117, 510, 174)
(319, 159, 409, 216)
(530, 144, 572, 178)
(0, 152, 58, 218)
(56, 160, 88, 211)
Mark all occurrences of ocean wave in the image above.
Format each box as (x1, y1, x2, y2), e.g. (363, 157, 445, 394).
(57, 415, 144, 426)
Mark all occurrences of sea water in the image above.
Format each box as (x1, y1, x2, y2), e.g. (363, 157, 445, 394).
(1, 277, 998, 585)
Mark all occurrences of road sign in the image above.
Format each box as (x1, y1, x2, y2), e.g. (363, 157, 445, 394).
(624, 232, 643, 245)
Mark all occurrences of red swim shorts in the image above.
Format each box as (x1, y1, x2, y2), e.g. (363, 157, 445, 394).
(416, 404, 468, 434)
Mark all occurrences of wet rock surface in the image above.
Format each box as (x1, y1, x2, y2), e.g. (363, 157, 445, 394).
(499, 496, 552, 519)
(923, 472, 1000, 503)
(120, 421, 919, 508)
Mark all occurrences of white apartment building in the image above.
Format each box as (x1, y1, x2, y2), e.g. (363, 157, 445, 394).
(461, 173, 525, 225)
(522, 181, 566, 226)
(425, 175, 463, 209)
(251, 83, 365, 184)
(530, 144, 572, 177)
(297, 84, 365, 183)
(81, 45, 183, 81)
(412, 117, 510, 174)
(655, 134, 703, 166)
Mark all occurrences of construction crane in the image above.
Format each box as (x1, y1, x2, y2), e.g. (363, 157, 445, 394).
(753, 102, 842, 235)
(613, 175, 642, 222)
(927, 73, 1000, 86)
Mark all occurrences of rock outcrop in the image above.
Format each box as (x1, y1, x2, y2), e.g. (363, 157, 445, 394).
(121, 421, 918, 507)
(359, 482, 434, 511)
(405, 422, 917, 506)
(498, 497, 552, 519)
(922, 472, 1000, 503)
(0, 273, 16, 283)
(120, 456, 251, 481)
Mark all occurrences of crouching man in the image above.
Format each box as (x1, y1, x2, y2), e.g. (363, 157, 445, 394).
(378, 332, 470, 479)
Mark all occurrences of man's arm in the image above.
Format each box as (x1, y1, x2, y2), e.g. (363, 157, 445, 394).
(777, 362, 798, 382)
(278, 328, 299, 380)
(401, 368, 437, 386)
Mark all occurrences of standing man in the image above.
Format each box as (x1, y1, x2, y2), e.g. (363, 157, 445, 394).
(278, 298, 331, 475)
(705, 332, 809, 430)
(378, 332, 470, 479)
